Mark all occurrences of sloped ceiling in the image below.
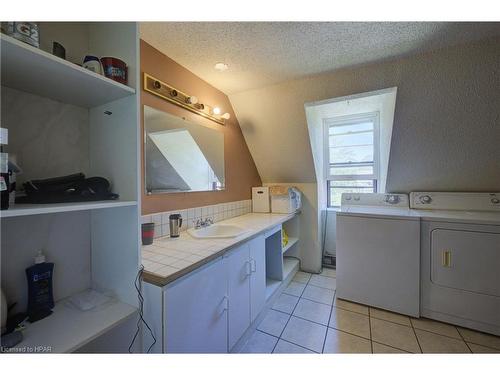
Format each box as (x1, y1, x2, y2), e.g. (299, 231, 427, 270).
(230, 37, 500, 189)
(140, 22, 500, 95)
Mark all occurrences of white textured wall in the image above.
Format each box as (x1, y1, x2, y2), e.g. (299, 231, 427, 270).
(1, 87, 89, 186)
(230, 37, 500, 192)
(231, 37, 500, 268)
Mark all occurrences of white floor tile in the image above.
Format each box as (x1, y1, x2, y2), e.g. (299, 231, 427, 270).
(257, 309, 290, 337)
(323, 328, 372, 353)
(411, 318, 461, 339)
(371, 318, 421, 353)
(283, 281, 306, 297)
(293, 271, 312, 284)
(281, 316, 328, 353)
(369, 307, 411, 326)
(273, 340, 315, 354)
(457, 327, 500, 350)
(272, 293, 299, 314)
(372, 342, 407, 353)
(334, 297, 369, 315)
(309, 275, 336, 290)
(293, 298, 331, 326)
(468, 343, 500, 353)
(240, 331, 278, 353)
(302, 284, 335, 305)
(320, 268, 336, 278)
(329, 307, 370, 339)
(415, 329, 470, 353)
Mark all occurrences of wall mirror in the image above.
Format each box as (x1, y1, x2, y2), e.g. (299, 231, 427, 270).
(144, 105, 225, 194)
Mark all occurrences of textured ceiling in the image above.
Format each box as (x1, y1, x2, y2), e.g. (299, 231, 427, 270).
(140, 22, 500, 94)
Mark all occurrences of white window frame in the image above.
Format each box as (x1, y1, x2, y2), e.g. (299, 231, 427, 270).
(323, 112, 380, 207)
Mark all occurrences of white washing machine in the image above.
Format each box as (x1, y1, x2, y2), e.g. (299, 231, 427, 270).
(336, 193, 421, 317)
(411, 192, 500, 336)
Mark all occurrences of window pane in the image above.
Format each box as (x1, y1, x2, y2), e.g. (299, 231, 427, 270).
(330, 180, 374, 188)
(329, 131, 373, 148)
(330, 144, 374, 164)
(329, 122, 373, 135)
(330, 165, 373, 176)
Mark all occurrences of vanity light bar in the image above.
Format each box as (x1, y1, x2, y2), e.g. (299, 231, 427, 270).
(143, 73, 228, 125)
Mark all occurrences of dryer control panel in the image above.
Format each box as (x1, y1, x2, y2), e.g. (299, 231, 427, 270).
(410, 192, 500, 211)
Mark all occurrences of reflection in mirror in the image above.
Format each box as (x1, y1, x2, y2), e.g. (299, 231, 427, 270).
(144, 105, 225, 194)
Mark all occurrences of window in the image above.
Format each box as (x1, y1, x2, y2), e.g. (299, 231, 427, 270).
(324, 112, 379, 207)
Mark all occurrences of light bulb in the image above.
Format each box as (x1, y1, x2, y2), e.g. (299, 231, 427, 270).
(213, 107, 221, 115)
(222, 113, 231, 120)
(186, 96, 198, 104)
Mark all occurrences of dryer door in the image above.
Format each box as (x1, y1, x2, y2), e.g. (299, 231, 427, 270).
(431, 229, 500, 297)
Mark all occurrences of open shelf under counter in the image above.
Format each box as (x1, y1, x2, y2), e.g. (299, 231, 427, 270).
(282, 237, 299, 254)
(283, 257, 300, 280)
(265, 278, 281, 301)
(0, 200, 137, 218)
(13, 297, 137, 353)
(1, 34, 135, 108)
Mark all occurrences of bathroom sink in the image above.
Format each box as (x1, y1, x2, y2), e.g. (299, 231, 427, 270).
(188, 224, 249, 239)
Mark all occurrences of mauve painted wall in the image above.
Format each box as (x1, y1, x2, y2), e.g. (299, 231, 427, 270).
(140, 40, 261, 215)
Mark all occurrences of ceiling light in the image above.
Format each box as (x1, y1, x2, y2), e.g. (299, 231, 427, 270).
(221, 113, 231, 120)
(213, 107, 221, 115)
(186, 96, 198, 104)
(214, 62, 228, 72)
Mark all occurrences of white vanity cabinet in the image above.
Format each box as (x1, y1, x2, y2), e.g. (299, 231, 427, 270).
(143, 233, 272, 353)
(225, 244, 251, 350)
(164, 257, 228, 353)
(249, 235, 266, 322)
(225, 234, 266, 350)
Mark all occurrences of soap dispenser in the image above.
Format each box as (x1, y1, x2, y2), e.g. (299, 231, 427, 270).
(25, 250, 54, 322)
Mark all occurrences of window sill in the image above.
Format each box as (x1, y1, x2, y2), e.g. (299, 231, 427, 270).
(326, 207, 341, 212)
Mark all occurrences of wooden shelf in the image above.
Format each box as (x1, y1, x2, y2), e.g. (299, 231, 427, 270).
(1, 34, 135, 108)
(0, 200, 137, 218)
(282, 237, 299, 254)
(13, 297, 137, 353)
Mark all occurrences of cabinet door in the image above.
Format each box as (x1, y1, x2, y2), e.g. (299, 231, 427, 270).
(249, 235, 266, 322)
(164, 257, 228, 353)
(225, 243, 251, 350)
(431, 229, 500, 297)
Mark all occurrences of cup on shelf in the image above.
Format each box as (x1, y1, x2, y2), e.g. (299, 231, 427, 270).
(82, 55, 104, 75)
(141, 223, 155, 245)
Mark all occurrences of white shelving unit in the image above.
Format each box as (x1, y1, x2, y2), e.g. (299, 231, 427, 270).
(1, 22, 141, 353)
(282, 237, 298, 254)
(0, 200, 137, 218)
(17, 298, 137, 353)
(1, 34, 135, 108)
(263, 218, 301, 301)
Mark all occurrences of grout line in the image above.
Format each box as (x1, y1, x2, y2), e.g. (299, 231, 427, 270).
(368, 302, 373, 353)
(321, 290, 335, 353)
(371, 339, 413, 354)
(409, 317, 423, 353)
(455, 327, 474, 353)
(272, 271, 312, 353)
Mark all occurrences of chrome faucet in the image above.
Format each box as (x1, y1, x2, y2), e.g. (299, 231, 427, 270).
(194, 217, 214, 229)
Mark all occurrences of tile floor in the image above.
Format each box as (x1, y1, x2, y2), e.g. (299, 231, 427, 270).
(239, 268, 500, 354)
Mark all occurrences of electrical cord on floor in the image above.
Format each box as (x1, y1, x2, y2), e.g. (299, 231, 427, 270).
(128, 265, 156, 353)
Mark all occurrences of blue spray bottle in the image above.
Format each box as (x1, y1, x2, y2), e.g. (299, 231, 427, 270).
(26, 250, 54, 322)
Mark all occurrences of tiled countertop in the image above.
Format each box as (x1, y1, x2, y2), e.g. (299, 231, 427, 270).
(142, 212, 297, 286)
